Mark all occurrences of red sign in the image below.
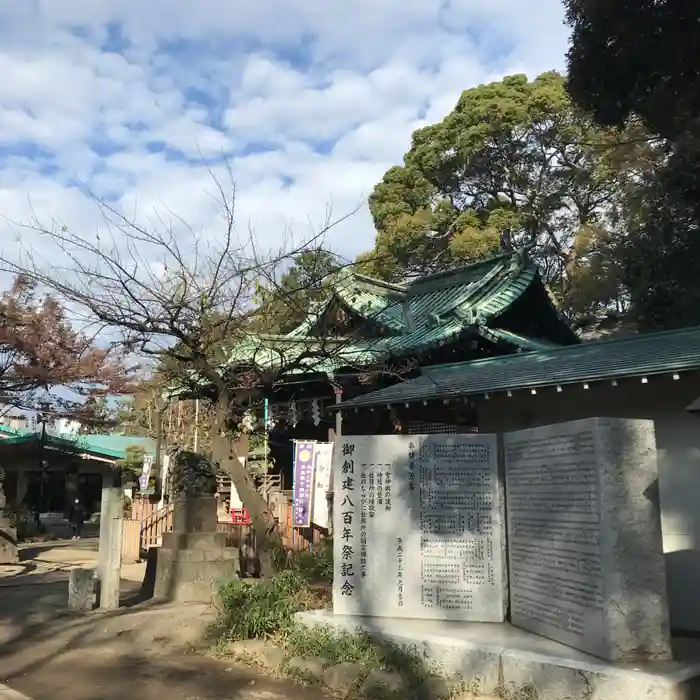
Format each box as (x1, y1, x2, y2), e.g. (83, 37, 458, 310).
(231, 507, 252, 525)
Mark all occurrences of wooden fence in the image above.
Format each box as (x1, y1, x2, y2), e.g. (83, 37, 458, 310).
(121, 496, 327, 563)
(121, 504, 174, 563)
(121, 518, 142, 563)
(129, 497, 161, 523)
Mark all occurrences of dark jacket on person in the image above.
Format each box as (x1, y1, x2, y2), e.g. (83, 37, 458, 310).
(69, 501, 85, 525)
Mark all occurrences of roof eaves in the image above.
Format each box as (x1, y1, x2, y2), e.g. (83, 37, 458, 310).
(44, 435, 122, 460)
(351, 273, 407, 298)
(477, 327, 564, 352)
(421, 325, 700, 375)
(338, 325, 700, 408)
(0, 434, 37, 446)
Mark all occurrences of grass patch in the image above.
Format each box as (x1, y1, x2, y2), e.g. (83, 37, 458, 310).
(276, 623, 437, 683)
(209, 570, 328, 643)
(495, 682, 539, 700)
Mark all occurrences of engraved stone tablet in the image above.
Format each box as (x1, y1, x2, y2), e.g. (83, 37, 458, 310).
(504, 417, 671, 662)
(68, 568, 95, 612)
(333, 433, 506, 622)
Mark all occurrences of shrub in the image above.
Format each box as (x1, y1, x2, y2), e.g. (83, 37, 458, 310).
(169, 449, 217, 497)
(211, 570, 311, 642)
(269, 538, 333, 585)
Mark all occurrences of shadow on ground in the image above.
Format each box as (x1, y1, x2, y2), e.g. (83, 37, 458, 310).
(0, 533, 335, 700)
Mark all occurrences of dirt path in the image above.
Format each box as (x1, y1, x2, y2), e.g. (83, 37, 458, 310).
(5, 649, 333, 700)
(0, 593, 334, 700)
(0, 541, 334, 700)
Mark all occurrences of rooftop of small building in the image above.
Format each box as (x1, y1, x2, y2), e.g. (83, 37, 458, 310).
(0, 426, 156, 461)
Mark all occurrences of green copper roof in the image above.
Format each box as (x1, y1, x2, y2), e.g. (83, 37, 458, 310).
(339, 325, 700, 407)
(61, 434, 157, 459)
(222, 250, 569, 375)
(0, 426, 156, 461)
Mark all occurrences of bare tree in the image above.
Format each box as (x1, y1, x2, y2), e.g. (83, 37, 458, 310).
(0, 174, 362, 556)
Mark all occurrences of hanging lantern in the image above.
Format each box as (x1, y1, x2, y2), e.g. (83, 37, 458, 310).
(311, 398, 321, 426)
(289, 399, 298, 427)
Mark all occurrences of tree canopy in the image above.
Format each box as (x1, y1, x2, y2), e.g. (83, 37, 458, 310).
(0, 276, 131, 419)
(360, 71, 652, 320)
(253, 249, 341, 334)
(565, 0, 700, 330)
(565, 0, 700, 140)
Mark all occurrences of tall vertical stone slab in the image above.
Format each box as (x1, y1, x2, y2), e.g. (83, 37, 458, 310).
(0, 484, 18, 564)
(98, 483, 122, 581)
(97, 485, 123, 610)
(504, 417, 671, 662)
(333, 433, 506, 622)
(99, 515, 122, 610)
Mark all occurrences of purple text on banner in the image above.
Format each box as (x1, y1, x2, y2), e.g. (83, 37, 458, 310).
(293, 441, 316, 528)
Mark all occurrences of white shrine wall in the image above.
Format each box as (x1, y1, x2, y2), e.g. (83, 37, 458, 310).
(477, 370, 700, 633)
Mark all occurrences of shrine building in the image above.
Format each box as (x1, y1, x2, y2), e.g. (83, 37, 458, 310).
(220, 247, 578, 488)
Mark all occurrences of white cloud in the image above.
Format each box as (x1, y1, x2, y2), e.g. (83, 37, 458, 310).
(0, 0, 570, 275)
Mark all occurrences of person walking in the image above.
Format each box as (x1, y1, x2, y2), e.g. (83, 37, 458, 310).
(68, 497, 85, 539)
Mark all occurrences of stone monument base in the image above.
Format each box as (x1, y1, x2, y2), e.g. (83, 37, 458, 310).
(297, 611, 700, 700)
(154, 531, 239, 603)
(0, 524, 19, 564)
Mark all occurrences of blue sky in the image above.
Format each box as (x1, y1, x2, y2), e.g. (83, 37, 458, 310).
(0, 0, 570, 263)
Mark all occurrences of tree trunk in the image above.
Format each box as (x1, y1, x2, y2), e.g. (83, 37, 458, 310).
(211, 394, 281, 576)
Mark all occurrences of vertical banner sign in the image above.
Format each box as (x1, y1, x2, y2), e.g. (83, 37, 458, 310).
(293, 441, 316, 528)
(312, 442, 334, 529)
(158, 454, 170, 509)
(139, 454, 154, 491)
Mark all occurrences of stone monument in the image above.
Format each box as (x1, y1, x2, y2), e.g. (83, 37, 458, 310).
(97, 486, 123, 609)
(332, 433, 506, 622)
(154, 450, 239, 602)
(68, 568, 96, 612)
(504, 417, 672, 662)
(0, 470, 19, 564)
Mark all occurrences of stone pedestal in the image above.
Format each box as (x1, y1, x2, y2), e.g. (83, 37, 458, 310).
(154, 496, 239, 603)
(504, 417, 671, 663)
(297, 611, 700, 700)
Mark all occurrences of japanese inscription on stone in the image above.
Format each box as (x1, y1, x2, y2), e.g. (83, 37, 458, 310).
(505, 426, 603, 648)
(333, 433, 505, 622)
(504, 417, 671, 662)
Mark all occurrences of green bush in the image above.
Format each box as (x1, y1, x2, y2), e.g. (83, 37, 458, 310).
(269, 538, 333, 585)
(211, 570, 310, 642)
(169, 449, 217, 497)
